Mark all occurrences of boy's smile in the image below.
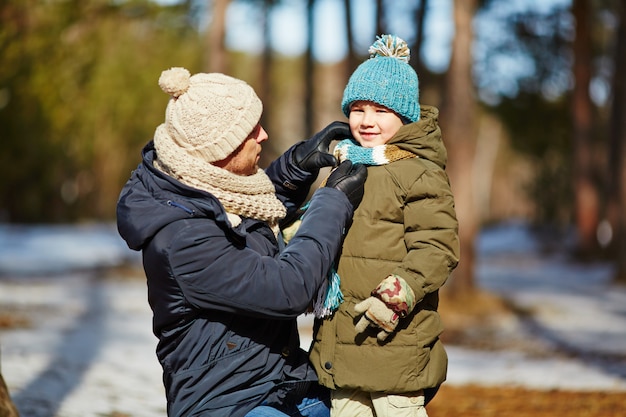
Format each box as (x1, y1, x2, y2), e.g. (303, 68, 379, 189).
(348, 101, 405, 148)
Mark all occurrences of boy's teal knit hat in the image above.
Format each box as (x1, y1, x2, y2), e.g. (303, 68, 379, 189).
(342, 35, 420, 122)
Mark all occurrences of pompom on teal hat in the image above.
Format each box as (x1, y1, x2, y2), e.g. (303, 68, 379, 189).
(341, 34, 420, 122)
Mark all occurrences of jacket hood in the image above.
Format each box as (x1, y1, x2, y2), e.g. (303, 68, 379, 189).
(389, 105, 447, 169)
(116, 142, 233, 251)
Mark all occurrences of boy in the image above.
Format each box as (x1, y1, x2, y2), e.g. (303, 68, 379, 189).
(309, 35, 460, 417)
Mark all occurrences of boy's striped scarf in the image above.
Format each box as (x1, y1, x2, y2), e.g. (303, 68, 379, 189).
(333, 138, 415, 167)
(304, 139, 416, 318)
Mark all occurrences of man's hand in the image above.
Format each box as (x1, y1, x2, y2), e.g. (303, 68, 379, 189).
(293, 121, 351, 172)
(324, 161, 367, 210)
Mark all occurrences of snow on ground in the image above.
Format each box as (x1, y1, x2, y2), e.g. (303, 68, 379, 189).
(0, 273, 165, 417)
(0, 221, 625, 416)
(455, 223, 626, 392)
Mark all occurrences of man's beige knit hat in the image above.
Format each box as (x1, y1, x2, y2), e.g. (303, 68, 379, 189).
(154, 67, 262, 167)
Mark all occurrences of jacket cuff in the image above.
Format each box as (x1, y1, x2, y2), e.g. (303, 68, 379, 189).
(372, 274, 416, 318)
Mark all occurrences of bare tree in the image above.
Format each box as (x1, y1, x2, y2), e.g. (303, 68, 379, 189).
(304, 0, 315, 136)
(609, 0, 626, 282)
(0, 371, 19, 417)
(571, 0, 600, 255)
(441, 0, 479, 296)
(205, 0, 230, 73)
(375, 0, 384, 36)
(343, 0, 357, 77)
(258, 0, 274, 128)
(409, 0, 428, 76)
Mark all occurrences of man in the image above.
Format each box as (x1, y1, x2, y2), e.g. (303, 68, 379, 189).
(116, 67, 366, 417)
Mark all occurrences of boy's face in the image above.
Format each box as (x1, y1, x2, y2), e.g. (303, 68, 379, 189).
(348, 101, 404, 148)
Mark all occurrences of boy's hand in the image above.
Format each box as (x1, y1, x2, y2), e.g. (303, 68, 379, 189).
(292, 121, 351, 172)
(354, 297, 398, 341)
(354, 274, 417, 341)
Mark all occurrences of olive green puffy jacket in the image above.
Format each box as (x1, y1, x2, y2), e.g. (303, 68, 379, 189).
(309, 105, 460, 393)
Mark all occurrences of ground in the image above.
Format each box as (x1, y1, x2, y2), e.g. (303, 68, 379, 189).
(1, 269, 625, 416)
(427, 289, 626, 417)
(427, 385, 626, 417)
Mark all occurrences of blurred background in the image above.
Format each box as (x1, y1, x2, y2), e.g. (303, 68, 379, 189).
(3, 0, 626, 293)
(1, 0, 626, 415)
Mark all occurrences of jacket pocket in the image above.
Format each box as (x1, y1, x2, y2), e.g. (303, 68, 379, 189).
(385, 391, 425, 408)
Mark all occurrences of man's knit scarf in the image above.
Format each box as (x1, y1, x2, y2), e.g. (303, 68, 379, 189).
(305, 139, 416, 318)
(154, 156, 286, 234)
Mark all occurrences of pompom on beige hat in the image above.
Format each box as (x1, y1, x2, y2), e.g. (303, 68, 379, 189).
(154, 67, 263, 169)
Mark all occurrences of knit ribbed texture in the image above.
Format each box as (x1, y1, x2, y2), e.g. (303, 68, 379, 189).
(155, 68, 263, 165)
(341, 35, 420, 123)
(334, 139, 415, 165)
(152, 67, 284, 231)
(154, 142, 286, 232)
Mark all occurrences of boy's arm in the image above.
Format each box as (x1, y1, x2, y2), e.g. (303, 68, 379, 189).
(395, 167, 460, 302)
(354, 167, 460, 340)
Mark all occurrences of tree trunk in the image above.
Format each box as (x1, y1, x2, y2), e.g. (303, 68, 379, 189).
(441, 0, 478, 297)
(205, 0, 229, 73)
(410, 0, 428, 76)
(375, 0, 383, 36)
(609, 1, 626, 283)
(304, 0, 315, 137)
(572, 0, 600, 255)
(259, 0, 273, 129)
(343, 0, 357, 77)
(0, 371, 19, 417)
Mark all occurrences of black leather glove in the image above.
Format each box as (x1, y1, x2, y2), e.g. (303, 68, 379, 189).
(325, 161, 367, 209)
(292, 121, 351, 172)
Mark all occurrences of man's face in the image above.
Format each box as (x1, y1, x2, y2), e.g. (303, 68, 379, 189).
(213, 124, 268, 176)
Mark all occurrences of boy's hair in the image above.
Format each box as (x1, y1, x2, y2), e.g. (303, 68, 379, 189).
(342, 35, 420, 123)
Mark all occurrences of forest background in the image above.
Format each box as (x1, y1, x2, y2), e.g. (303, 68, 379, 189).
(2, 0, 626, 298)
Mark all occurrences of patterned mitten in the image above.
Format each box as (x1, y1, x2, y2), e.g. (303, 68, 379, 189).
(354, 274, 416, 341)
(354, 297, 398, 341)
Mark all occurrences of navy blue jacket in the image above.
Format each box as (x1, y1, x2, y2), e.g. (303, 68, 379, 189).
(116, 142, 352, 416)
